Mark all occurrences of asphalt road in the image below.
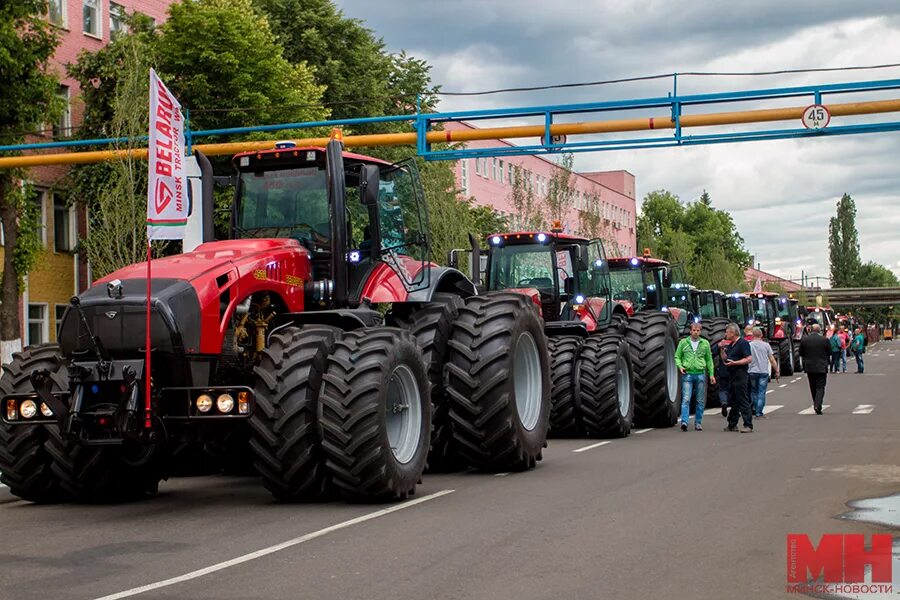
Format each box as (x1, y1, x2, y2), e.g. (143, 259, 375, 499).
(1, 341, 898, 600)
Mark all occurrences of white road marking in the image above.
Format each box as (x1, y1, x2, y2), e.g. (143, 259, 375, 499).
(763, 405, 784, 414)
(852, 404, 875, 415)
(93, 489, 456, 600)
(573, 441, 612, 453)
(889, 354, 896, 357)
(494, 472, 510, 477)
(633, 428, 653, 434)
(799, 405, 830, 415)
(766, 389, 774, 395)
(778, 384, 787, 388)
(791, 377, 801, 383)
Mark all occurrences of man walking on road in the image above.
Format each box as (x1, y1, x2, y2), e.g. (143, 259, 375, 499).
(675, 322, 716, 431)
(722, 323, 753, 432)
(851, 326, 866, 374)
(799, 324, 831, 414)
(748, 327, 779, 418)
(828, 328, 842, 374)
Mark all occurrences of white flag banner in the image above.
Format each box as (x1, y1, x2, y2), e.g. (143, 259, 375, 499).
(147, 68, 188, 240)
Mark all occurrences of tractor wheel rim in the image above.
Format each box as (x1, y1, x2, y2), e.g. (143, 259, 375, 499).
(386, 364, 422, 464)
(616, 353, 631, 417)
(514, 331, 542, 431)
(665, 337, 678, 404)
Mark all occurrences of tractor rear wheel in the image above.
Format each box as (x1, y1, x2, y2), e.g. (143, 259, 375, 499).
(445, 293, 550, 471)
(793, 340, 803, 372)
(626, 311, 681, 428)
(577, 333, 634, 438)
(0, 344, 66, 503)
(701, 317, 730, 408)
(319, 328, 431, 501)
(407, 293, 465, 472)
(778, 338, 795, 376)
(547, 335, 582, 437)
(250, 325, 341, 501)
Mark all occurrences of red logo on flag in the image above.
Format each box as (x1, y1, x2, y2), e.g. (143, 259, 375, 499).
(155, 179, 173, 214)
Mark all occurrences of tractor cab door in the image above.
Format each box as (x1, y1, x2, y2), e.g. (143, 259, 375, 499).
(574, 239, 612, 327)
(349, 159, 430, 301)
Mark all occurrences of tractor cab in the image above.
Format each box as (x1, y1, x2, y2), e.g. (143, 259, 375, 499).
(607, 251, 682, 322)
(748, 292, 784, 339)
(482, 226, 615, 333)
(723, 292, 754, 327)
(229, 140, 441, 311)
(694, 289, 726, 320)
(803, 305, 835, 334)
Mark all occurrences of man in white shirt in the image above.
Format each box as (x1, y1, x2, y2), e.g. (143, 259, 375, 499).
(748, 327, 779, 418)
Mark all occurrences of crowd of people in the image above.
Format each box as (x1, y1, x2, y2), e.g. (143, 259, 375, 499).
(674, 321, 869, 433)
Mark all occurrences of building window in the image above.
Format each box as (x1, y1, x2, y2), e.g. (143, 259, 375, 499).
(508, 163, 515, 184)
(83, 0, 101, 38)
(55, 305, 68, 338)
(48, 0, 67, 27)
(110, 3, 126, 37)
(54, 194, 75, 252)
(497, 160, 504, 183)
(27, 304, 48, 346)
(53, 86, 71, 139)
(460, 160, 469, 195)
(34, 189, 48, 246)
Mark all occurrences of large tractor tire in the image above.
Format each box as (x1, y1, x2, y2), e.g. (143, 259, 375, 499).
(777, 338, 795, 376)
(546, 335, 582, 438)
(625, 311, 681, 428)
(445, 293, 550, 471)
(250, 325, 341, 501)
(793, 339, 803, 372)
(319, 328, 431, 501)
(46, 433, 166, 503)
(577, 333, 634, 438)
(407, 293, 465, 472)
(701, 317, 730, 408)
(0, 344, 66, 503)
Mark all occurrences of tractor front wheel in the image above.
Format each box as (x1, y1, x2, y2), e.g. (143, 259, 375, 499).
(626, 311, 681, 428)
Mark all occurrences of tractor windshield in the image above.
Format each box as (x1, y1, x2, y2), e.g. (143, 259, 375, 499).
(725, 296, 748, 325)
(235, 166, 335, 241)
(609, 268, 652, 310)
(488, 244, 555, 294)
(697, 292, 718, 319)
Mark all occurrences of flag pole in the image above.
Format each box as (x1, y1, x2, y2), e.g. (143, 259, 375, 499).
(144, 240, 152, 428)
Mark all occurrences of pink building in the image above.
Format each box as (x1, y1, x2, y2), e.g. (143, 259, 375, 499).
(447, 121, 638, 257)
(14, 1, 176, 348)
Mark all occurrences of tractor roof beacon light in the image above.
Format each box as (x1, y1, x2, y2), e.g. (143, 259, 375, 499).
(348, 250, 361, 263)
(551, 220, 563, 233)
(595, 259, 603, 268)
(274, 140, 297, 149)
(574, 294, 585, 305)
(643, 248, 652, 258)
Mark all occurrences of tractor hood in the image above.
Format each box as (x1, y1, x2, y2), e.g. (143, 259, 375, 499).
(95, 239, 307, 284)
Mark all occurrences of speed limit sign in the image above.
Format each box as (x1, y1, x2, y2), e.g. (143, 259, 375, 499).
(801, 104, 830, 129)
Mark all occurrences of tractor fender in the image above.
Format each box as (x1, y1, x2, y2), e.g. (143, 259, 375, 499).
(406, 267, 478, 302)
(274, 308, 383, 333)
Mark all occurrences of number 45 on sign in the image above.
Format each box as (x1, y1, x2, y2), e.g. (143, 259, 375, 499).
(802, 104, 831, 129)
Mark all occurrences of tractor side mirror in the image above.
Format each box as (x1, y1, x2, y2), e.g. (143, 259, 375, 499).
(447, 249, 460, 269)
(662, 266, 672, 288)
(574, 245, 590, 271)
(563, 277, 576, 297)
(359, 164, 380, 206)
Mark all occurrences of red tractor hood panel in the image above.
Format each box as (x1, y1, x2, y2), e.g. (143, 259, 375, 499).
(95, 239, 307, 284)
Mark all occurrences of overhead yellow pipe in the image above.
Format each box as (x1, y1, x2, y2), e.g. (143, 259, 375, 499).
(2, 97, 899, 169)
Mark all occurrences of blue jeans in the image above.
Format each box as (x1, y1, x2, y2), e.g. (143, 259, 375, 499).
(680, 372, 707, 426)
(840, 349, 847, 372)
(854, 351, 864, 373)
(749, 372, 769, 416)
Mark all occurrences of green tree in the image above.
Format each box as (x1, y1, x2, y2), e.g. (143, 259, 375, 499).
(828, 193, 861, 288)
(0, 0, 61, 358)
(636, 189, 750, 291)
(156, 0, 327, 132)
(508, 164, 544, 230)
(851, 261, 898, 288)
(544, 153, 576, 223)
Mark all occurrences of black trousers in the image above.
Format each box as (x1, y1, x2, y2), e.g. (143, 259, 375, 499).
(807, 373, 827, 410)
(727, 369, 751, 429)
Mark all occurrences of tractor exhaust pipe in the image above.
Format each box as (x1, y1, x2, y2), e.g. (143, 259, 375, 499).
(195, 150, 215, 243)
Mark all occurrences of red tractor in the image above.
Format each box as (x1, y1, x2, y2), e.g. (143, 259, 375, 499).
(605, 253, 682, 428)
(0, 139, 551, 503)
(466, 227, 635, 438)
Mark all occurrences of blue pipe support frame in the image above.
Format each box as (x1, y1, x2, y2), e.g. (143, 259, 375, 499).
(2, 76, 900, 159)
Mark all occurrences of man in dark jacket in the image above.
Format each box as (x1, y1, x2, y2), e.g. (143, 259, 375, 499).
(722, 323, 753, 432)
(799, 324, 831, 414)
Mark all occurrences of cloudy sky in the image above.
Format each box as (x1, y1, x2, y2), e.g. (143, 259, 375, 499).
(334, 0, 900, 283)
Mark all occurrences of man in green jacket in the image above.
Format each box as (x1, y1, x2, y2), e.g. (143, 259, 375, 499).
(675, 322, 716, 431)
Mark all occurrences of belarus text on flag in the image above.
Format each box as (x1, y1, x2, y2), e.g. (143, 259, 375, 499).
(147, 68, 188, 241)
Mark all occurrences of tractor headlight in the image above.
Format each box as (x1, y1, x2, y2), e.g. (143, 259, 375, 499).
(217, 393, 235, 414)
(238, 391, 251, 415)
(491, 236, 502, 246)
(574, 295, 585, 305)
(19, 400, 37, 419)
(196, 394, 213, 413)
(40, 403, 53, 417)
(536, 233, 547, 243)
